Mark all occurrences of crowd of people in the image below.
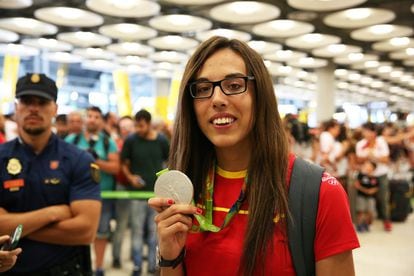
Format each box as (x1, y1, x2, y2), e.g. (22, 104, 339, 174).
(285, 115, 414, 232)
(0, 36, 412, 276)
(0, 73, 170, 276)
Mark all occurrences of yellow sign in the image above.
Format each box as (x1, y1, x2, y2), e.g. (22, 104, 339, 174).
(7, 158, 22, 175)
(1, 55, 20, 113)
(112, 70, 132, 117)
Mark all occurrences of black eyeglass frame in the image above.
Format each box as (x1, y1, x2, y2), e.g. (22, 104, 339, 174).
(188, 75, 255, 99)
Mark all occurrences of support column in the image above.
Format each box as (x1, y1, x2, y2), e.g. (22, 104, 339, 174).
(315, 62, 336, 123)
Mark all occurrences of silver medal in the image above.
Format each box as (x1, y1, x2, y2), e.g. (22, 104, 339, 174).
(154, 170, 194, 204)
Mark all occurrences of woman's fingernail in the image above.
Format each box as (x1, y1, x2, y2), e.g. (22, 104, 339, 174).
(167, 199, 174, 205)
(196, 208, 203, 214)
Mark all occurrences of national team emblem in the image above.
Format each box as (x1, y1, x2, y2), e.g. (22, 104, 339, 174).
(31, 74, 40, 83)
(90, 163, 101, 183)
(7, 158, 22, 176)
(50, 161, 59, 170)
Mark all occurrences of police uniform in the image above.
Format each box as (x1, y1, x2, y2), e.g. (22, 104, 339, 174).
(0, 73, 101, 275)
(0, 135, 101, 274)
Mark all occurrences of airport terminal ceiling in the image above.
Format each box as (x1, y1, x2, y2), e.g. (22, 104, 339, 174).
(0, 0, 413, 111)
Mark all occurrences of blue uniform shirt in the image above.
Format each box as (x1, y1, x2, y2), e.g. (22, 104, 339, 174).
(0, 134, 101, 273)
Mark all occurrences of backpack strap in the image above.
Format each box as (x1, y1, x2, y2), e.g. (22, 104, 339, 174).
(73, 134, 81, 146)
(287, 157, 324, 276)
(103, 134, 110, 156)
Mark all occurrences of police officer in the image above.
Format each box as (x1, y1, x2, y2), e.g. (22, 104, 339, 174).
(0, 73, 102, 275)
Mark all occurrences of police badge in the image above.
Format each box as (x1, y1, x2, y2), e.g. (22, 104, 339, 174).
(7, 158, 22, 176)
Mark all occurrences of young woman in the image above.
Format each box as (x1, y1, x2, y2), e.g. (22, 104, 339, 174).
(149, 36, 359, 276)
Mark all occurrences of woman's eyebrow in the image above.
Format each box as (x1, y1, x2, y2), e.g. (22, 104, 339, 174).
(194, 72, 246, 82)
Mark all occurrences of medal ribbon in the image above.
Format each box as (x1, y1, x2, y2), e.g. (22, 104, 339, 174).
(192, 164, 247, 233)
(155, 166, 248, 233)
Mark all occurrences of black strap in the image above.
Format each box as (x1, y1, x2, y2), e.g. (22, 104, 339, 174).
(72, 133, 110, 156)
(287, 158, 324, 276)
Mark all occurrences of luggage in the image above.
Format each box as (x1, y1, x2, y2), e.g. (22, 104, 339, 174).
(390, 180, 412, 222)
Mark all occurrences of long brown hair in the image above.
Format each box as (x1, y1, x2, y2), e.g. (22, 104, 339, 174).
(169, 36, 289, 275)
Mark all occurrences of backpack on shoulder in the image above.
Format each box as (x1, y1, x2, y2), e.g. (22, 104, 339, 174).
(288, 158, 324, 276)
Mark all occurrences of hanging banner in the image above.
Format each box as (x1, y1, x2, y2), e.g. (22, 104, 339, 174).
(155, 96, 168, 120)
(112, 70, 132, 117)
(1, 55, 20, 113)
(167, 70, 183, 122)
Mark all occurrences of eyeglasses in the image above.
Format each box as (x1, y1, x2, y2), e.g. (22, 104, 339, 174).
(189, 76, 255, 99)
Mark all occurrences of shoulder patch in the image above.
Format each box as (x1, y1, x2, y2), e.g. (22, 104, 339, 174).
(90, 163, 101, 183)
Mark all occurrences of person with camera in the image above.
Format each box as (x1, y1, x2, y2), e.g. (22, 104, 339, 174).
(65, 106, 119, 276)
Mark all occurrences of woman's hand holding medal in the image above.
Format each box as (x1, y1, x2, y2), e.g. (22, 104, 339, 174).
(149, 170, 200, 261)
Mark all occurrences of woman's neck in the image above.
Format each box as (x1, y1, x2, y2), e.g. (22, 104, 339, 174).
(215, 144, 251, 172)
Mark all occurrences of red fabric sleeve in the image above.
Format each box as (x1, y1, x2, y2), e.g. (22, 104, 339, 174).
(314, 172, 360, 261)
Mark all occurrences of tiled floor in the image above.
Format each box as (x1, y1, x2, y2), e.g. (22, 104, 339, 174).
(97, 213, 414, 276)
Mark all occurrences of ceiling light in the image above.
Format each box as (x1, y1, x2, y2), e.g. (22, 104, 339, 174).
(378, 65, 392, 73)
(229, 1, 261, 15)
(360, 76, 373, 84)
(348, 73, 361, 81)
(197, 28, 251, 41)
(55, 7, 85, 20)
(406, 48, 414, 56)
(86, 48, 104, 55)
(327, 44, 346, 53)
(364, 60, 379, 68)
(303, 33, 322, 43)
(126, 56, 142, 63)
(298, 70, 308, 78)
(348, 53, 363, 61)
(280, 66, 293, 74)
(371, 80, 384, 88)
(167, 15, 193, 26)
(164, 35, 184, 44)
(75, 32, 94, 40)
(390, 37, 410, 46)
(38, 38, 57, 47)
(335, 69, 348, 76)
(109, 0, 136, 9)
(299, 57, 314, 65)
(264, 60, 272, 67)
(369, 24, 394, 35)
(116, 23, 139, 33)
(401, 75, 413, 82)
(276, 50, 292, 58)
(345, 8, 372, 20)
(122, 42, 139, 51)
(389, 86, 402, 93)
(271, 20, 295, 30)
(390, 71, 403, 78)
